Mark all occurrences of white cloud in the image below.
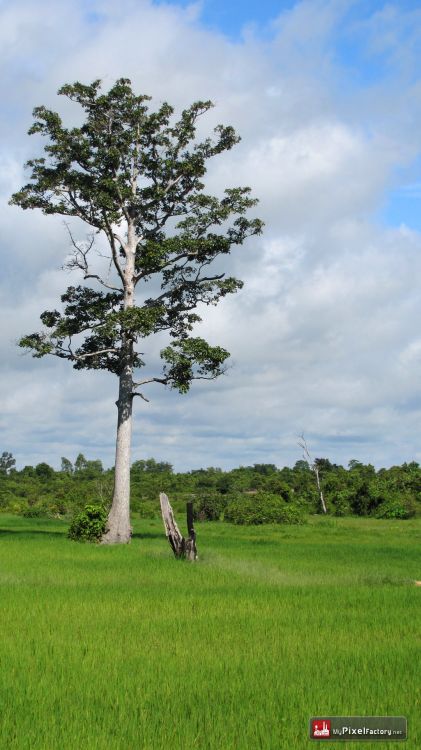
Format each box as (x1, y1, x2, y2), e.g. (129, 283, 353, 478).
(1, 0, 421, 470)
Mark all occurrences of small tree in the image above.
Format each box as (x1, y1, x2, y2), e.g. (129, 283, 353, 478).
(35, 462, 55, 480)
(74, 453, 88, 473)
(10, 79, 263, 543)
(61, 457, 73, 474)
(0, 452, 16, 475)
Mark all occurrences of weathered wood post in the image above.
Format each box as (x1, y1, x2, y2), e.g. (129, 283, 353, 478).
(159, 493, 198, 561)
(185, 501, 198, 561)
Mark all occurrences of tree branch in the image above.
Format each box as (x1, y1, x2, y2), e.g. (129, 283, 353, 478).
(72, 348, 119, 361)
(83, 273, 122, 292)
(132, 377, 168, 387)
(114, 181, 131, 225)
(63, 222, 95, 270)
(62, 224, 121, 292)
(53, 339, 119, 362)
(134, 250, 193, 283)
(192, 369, 228, 381)
(298, 434, 327, 515)
(131, 391, 150, 402)
(101, 211, 125, 285)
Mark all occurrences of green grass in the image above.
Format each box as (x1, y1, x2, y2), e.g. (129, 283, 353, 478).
(0, 514, 419, 749)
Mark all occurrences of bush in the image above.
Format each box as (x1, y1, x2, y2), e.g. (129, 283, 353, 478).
(225, 492, 306, 525)
(68, 504, 108, 542)
(5, 500, 27, 514)
(331, 490, 352, 517)
(375, 497, 416, 520)
(194, 493, 228, 521)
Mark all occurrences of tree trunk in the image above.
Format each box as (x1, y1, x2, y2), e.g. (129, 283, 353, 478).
(102, 227, 136, 545)
(101, 360, 133, 544)
(314, 466, 327, 514)
(185, 501, 198, 561)
(160, 493, 184, 556)
(160, 494, 198, 561)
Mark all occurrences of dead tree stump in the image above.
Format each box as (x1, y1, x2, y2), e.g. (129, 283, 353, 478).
(159, 493, 198, 561)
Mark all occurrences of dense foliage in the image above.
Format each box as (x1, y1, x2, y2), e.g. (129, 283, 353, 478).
(11, 79, 263, 390)
(68, 504, 108, 542)
(0, 453, 419, 524)
(224, 492, 306, 525)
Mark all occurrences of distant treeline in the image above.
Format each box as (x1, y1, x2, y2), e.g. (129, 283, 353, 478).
(0, 451, 419, 523)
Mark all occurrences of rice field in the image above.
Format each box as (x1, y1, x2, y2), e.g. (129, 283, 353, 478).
(0, 514, 419, 749)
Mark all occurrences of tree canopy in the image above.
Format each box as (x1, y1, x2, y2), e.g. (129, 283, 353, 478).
(11, 78, 263, 393)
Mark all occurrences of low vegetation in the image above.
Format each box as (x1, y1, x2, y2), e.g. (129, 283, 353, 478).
(0, 514, 418, 749)
(0, 453, 419, 524)
(67, 504, 108, 542)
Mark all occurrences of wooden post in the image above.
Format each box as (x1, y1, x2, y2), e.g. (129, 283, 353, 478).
(159, 493, 198, 561)
(185, 501, 198, 561)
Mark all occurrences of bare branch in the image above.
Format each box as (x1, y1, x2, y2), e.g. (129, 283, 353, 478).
(193, 369, 228, 381)
(62, 226, 123, 293)
(52, 340, 119, 362)
(131, 391, 150, 402)
(298, 434, 312, 467)
(101, 211, 125, 285)
(162, 174, 183, 197)
(83, 273, 122, 292)
(133, 377, 168, 387)
(72, 348, 119, 361)
(196, 272, 225, 283)
(62, 222, 95, 274)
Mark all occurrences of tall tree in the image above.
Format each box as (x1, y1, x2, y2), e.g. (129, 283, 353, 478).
(10, 79, 263, 543)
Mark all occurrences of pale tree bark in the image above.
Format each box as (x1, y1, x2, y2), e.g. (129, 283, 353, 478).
(159, 494, 198, 561)
(313, 462, 327, 515)
(102, 221, 136, 544)
(101, 356, 133, 543)
(298, 434, 327, 515)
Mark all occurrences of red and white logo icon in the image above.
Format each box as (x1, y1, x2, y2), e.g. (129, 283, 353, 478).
(312, 719, 331, 738)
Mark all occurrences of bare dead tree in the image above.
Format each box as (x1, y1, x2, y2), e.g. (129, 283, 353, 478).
(159, 493, 198, 561)
(298, 434, 327, 514)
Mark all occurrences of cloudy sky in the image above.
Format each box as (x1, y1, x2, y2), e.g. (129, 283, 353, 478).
(1, 0, 421, 471)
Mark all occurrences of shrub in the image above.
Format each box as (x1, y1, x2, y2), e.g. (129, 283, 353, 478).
(225, 492, 306, 525)
(265, 477, 292, 500)
(331, 490, 352, 517)
(68, 504, 108, 542)
(194, 493, 228, 521)
(5, 500, 27, 514)
(375, 497, 416, 520)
